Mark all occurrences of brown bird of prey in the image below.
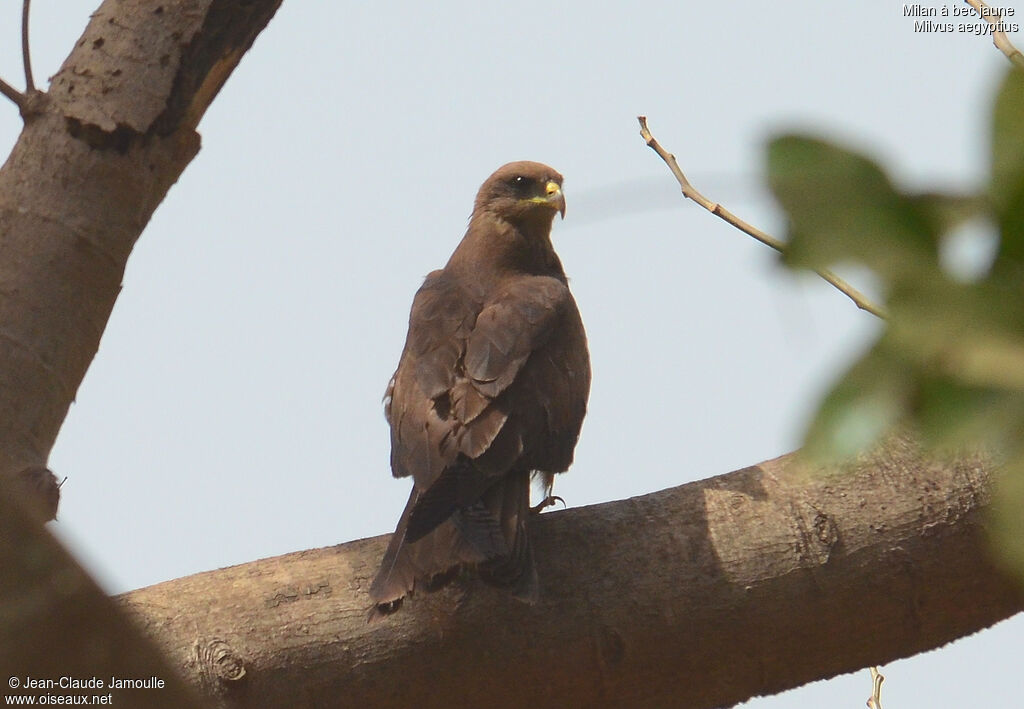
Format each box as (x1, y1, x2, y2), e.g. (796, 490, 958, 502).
(368, 161, 590, 618)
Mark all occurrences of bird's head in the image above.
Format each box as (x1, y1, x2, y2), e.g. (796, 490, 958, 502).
(473, 161, 565, 228)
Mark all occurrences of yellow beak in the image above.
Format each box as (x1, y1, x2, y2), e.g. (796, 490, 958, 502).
(544, 180, 566, 219)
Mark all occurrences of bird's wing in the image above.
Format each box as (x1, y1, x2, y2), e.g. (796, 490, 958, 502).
(400, 275, 571, 542)
(407, 272, 472, 401)
(386, 271, 471, 484)
(464, 275, 569, 400)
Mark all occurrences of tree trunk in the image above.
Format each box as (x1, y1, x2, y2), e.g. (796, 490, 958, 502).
(1, 1, 281, 706)
(0, 0, 282, 516)
(118, 438, 1023, 709)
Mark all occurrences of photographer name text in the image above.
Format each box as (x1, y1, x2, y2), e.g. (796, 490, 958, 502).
(12, 677, 165, 690)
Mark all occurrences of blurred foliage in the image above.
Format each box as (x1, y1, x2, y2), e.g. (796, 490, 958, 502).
(766, 67, 1024, 581)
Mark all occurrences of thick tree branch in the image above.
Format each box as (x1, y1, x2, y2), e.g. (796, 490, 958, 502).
(638, 116, 888, 320)
(1, 1, 282, 706)
(117, 439, 1021, 709)
(0, 0, 283, 511)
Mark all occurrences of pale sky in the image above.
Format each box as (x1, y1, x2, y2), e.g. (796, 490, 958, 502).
(1, 1, 1021, 706)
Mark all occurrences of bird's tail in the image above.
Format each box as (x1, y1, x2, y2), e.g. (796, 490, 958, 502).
(470, 470, 538, 602)
(367, 470, 537, 620)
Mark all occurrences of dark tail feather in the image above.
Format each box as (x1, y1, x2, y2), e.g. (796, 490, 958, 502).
(451, 500, 510, 558)
(405, 457, 493, 544)
(478, 532, 538, 603)
(476, 470, 538, 603)
(368, 471, 538, 621)
(368, 488, 488, 621)
(368, 487, 420, 610)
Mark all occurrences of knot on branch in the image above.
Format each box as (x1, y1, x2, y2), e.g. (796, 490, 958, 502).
(11, 465, 60, 522)
(194, 638, 246, 689)
(813, 511, 840, 552)
(793, 502, 842, 565)
(18, 89, 47, 120)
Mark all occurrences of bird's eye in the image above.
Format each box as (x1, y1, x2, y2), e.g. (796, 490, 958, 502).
(507, 177, 532, 196)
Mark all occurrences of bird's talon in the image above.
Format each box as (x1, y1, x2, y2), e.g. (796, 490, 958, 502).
(530, 495, 565, 514)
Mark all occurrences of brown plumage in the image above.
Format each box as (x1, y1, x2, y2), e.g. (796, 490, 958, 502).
(368, 161, 590, 619)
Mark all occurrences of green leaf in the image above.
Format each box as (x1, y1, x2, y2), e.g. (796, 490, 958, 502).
(915, 378, 1024, 452)
(908, 191, 987, 236)
(767, 135, 937, 281)
(991, 68, 1024, 266)
(882, 274, 1024, 453)
(887, 275, 1024, 380)
(801, 341, 911, 463)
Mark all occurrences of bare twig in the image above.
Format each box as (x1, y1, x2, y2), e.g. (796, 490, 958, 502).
(1, 0, 34, 111)
(22, 0, 34, 92)
(866, 666, 884, 709)
(637, 116, 888, 320)
(0, 76, 27, 111)
(964, 0, 1024, 68)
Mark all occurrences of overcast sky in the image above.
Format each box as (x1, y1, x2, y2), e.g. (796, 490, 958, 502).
(1, 1, 1021, 706)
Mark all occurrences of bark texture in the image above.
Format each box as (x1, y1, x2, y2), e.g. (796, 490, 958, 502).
(0, 0, 283, 513)
(120, 438, 1023, 709)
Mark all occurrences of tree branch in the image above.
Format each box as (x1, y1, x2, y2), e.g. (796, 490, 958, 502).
(867, 666, 885, 709)
(0, 0, 34, 113)
(0, 482, 205, 708)
(0, 0, 283, 505)
(965, 0, 1024, 69)
(0, 76, 27, 112)
(637, 116, 889, 320)
(1, 2, 284, 705)
(21, 0, 34, 92)
(117, 438, 1021, 709)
